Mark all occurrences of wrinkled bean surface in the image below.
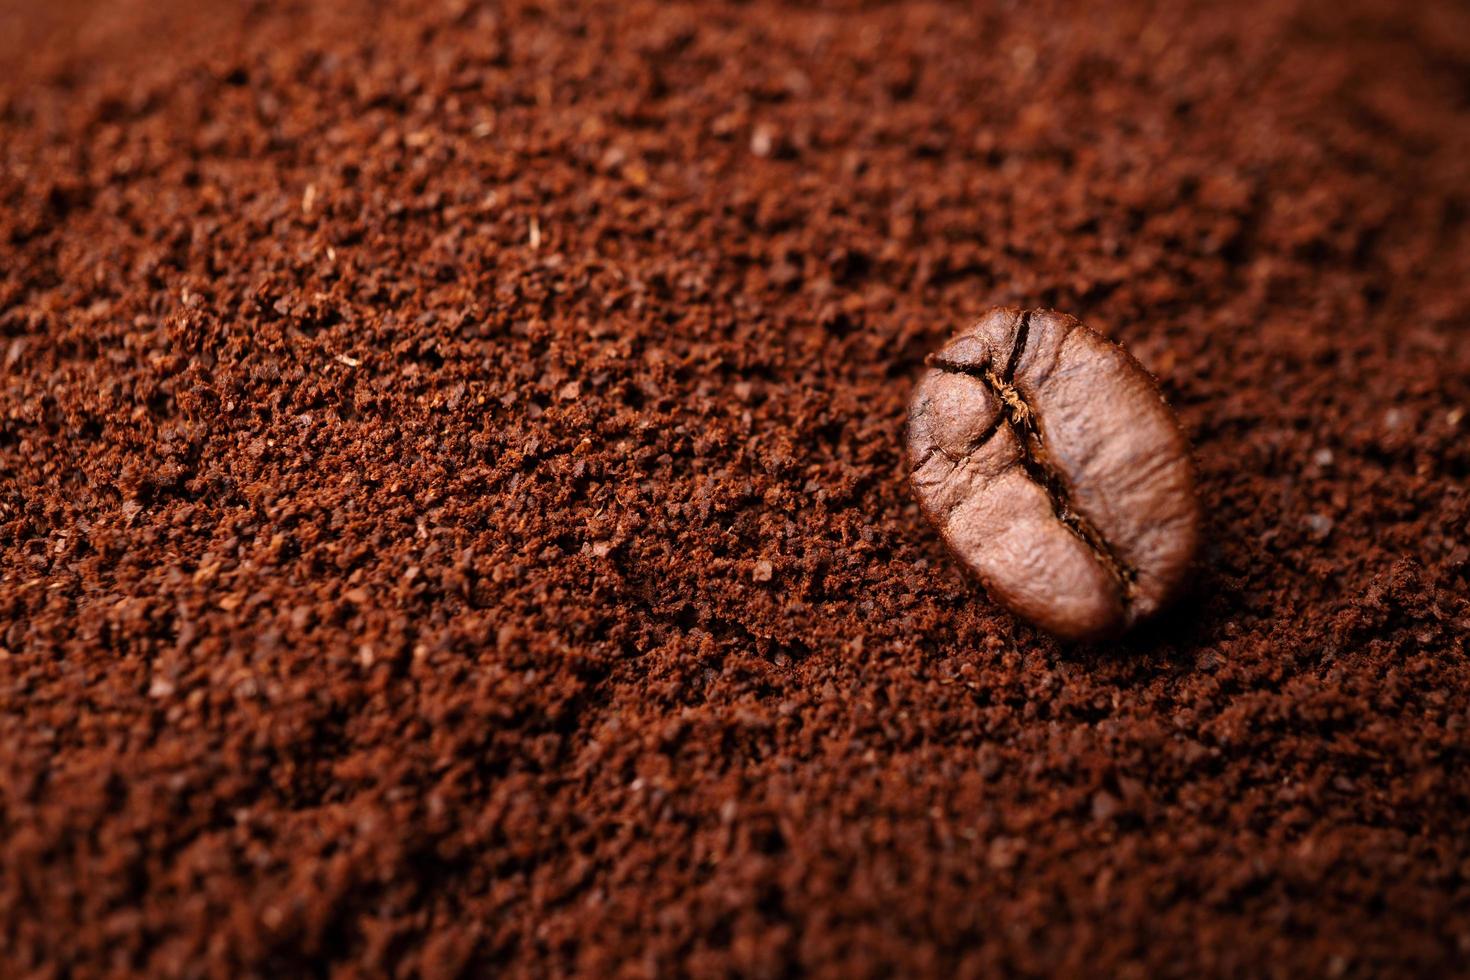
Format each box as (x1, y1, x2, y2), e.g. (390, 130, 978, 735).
(908, 308, 1200, 640)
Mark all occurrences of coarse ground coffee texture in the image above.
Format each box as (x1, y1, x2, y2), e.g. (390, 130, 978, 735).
(2, 0, 1469, 976)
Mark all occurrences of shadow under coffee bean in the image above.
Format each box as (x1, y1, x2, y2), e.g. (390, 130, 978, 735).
(907, 307, 1201, 641)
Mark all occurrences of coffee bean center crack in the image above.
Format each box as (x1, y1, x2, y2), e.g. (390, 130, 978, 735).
(928, 314, 1140, 603)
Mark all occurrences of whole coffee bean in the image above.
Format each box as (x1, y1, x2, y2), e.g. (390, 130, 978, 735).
(907, 308, 1200, 640)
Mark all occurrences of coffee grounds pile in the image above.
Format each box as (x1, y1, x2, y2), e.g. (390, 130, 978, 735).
(3, 0, 1469, 975)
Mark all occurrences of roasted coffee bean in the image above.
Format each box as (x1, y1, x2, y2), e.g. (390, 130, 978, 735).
(907, 308, 1200, 640)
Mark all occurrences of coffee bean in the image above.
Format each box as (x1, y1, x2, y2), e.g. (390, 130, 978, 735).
(907, 308, 1200, 640)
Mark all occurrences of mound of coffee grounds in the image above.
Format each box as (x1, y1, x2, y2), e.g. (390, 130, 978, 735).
(2, 0, 1468, 975)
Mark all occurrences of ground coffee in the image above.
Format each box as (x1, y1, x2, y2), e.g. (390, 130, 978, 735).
(909, 308, 1199, 640)
(2, 0, 1469, 976)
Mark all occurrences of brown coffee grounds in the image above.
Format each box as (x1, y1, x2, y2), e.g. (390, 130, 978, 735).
(2, 0, 1469, 976)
